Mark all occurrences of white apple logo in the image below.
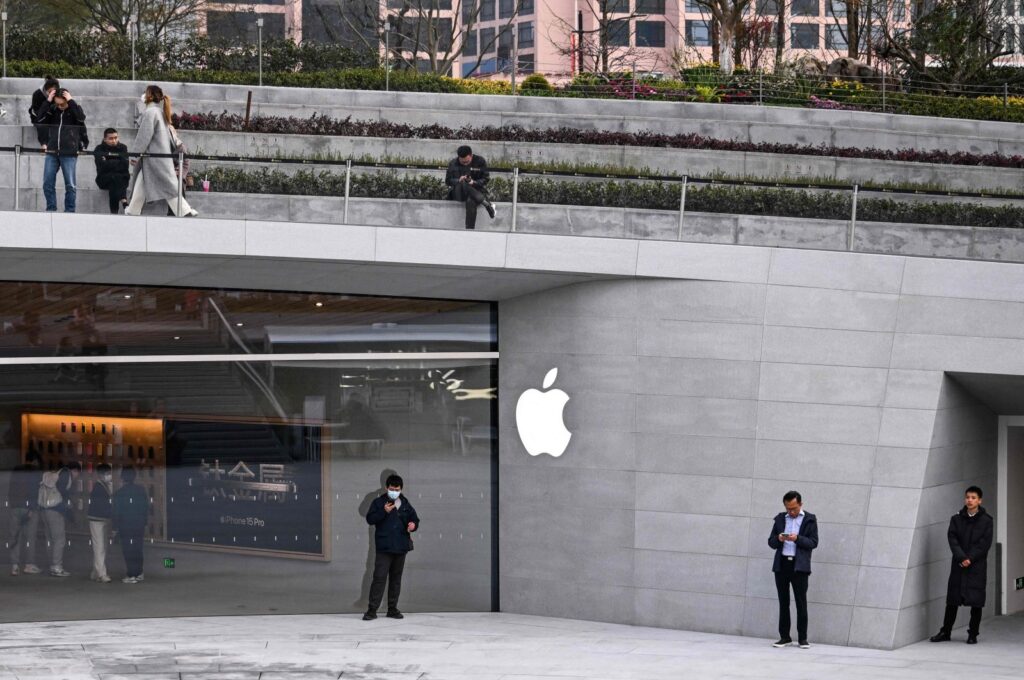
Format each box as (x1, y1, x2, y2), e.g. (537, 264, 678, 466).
(515, 368, 572, 457)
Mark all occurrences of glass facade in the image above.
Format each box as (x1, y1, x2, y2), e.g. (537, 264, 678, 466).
(0, 282, 497, 623)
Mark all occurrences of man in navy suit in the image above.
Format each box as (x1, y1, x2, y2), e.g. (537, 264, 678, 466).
(768, 490, 819, 649)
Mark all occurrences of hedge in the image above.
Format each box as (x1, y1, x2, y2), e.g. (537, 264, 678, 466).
(173, 111, 1024, 170)
(191, 167, 1024, 230)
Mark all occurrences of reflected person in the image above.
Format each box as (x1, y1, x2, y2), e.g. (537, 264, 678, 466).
(363, 474, 419, 620)
(88, 464, 114, 583)
(8, 449, 43, 576)
(930, 486, 993, 645)
(38, 461, 80, 577)
(113, 467, 148, 584)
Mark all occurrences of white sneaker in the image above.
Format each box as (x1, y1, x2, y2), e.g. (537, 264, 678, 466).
(135, 573, 144, 582)
(10, 565, 18, 576)
(97, 575, 111, 583)
(49, 567, 71, 577)
(122, 576, 138, 584)
(23, 564, 41, 574)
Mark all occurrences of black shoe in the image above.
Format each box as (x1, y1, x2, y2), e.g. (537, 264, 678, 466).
(465, 224, 475, 229)
(362, 610, 377, 621)
(966, 634, 978, 644)
(772, 638, 792, 648)
(386, 610, 404, 619)
(484, 201, 496, 219)
(930, 631, 951, 642)
(798, 640, 810, 649)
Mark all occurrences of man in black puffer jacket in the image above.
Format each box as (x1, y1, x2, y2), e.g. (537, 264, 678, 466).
(94, 128, 130, 214)
(35, 87, 88, 213)
(363, 473, 419, 620)
(930, 486, 994, 645)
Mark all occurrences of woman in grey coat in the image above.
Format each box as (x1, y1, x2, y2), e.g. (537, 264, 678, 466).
(125, 85, 198, 217)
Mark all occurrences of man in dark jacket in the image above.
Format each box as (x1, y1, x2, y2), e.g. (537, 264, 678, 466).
(94, 128, 130, 214)
(113, 467, 149, 584)
(7, 449, 43, 576)
(768, 490, 819, 649)
(445, 145, 496, 229)
(35, 87, 88, 213)
(931, 486, 994, 644)
(363, 473, 419, 620)
(29, 76, 60, 143)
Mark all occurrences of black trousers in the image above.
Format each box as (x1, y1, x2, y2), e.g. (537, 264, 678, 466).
(96, 174, 129, 214)
(942, 603, 983, 636)
(121, 530, 145, 578)
(775, 560, 809, 641)
(368, 551, 407, 613)
(451, 182, 485, 228)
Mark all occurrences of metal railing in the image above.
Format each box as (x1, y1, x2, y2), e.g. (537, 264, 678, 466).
(2, 145, 1023, 251)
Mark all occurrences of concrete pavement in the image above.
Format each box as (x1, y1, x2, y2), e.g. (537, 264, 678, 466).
(0, 611, 1020, 679)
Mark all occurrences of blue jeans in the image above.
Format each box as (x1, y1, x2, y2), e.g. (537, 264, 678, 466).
(43, 154, 78, 212)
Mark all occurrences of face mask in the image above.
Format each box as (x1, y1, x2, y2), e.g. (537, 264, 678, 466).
(140, 94, 147, 103)
(103, 475, 113, 483)
(386, 490, 400, 500)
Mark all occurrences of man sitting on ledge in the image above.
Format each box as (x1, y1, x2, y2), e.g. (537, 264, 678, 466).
(445, 145, 496, 230)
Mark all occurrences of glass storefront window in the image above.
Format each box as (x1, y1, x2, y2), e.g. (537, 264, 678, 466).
(0, 282, 498, 623)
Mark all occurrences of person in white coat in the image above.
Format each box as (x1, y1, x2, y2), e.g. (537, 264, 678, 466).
(125, 85, 197, 217)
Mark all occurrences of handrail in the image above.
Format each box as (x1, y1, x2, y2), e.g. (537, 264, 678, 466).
(1, 145, 1016, 201)
(205, 297, 289, 422)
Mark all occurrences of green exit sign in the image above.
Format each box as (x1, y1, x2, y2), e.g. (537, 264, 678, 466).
(1016, 577, 1024, 591)
(163, 558, 175, 569)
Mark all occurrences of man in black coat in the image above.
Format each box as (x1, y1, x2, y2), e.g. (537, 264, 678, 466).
(768, 490, 819, 649)
(35, 87, 88, 213)
(445, 145, 496, 229)
(931, 486, 993, 644)
(94, 128, 130, 214)
(363, 473, 419, 620)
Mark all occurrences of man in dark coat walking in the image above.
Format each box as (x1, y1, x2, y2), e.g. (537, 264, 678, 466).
(768, 490, 819, 649)
(445, 145, 496, 229)
(931, 486, 993, 644)
(363, 473, 419, 620)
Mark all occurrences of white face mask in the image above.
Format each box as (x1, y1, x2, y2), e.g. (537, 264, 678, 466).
(386, 490, 400, 501)
(103, 474, 113, 483)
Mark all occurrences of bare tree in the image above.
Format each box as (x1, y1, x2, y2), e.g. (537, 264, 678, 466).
(691, 0, 753, 73)
(41, 0, 204, 39)
(546, 0, 673, 75)
(333, 0, 522, 75)
(875, 0, 1011, 86)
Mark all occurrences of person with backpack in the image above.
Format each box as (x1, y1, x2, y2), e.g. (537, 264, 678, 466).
(8, 448, 43, 576)
(87, 464, 114, 583)
(113, 467, 149, 584)
(38, 461, 81, 577)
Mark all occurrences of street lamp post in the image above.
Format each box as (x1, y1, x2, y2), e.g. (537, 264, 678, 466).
(511, 26, 518, 95)
(257, 17, 264, 87)
(128, 17, 137, 81)
(2, 12, 8, 80)
(384, 20, 391, 92)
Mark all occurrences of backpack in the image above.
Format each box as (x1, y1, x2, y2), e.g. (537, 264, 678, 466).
(38, 471, 63, 509)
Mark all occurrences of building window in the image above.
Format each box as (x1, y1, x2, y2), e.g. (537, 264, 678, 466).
(463, 29, 478, 56)
(389, 0, 453, 7)
(499, 0, 516, 18)
(636, 20, 666, 47)
(518, 21, 535, 49)
(826, 0, 846, 17)
(464, 56, 498, 76)
(636, 0, 666, 12)
(480, 26, 496, 54)
(825, 24, 848, 50)
(791, 22, 819, 48)
(1007, 0, 1016, 15)
(463, 0, 476, 23)
(685, 0, 705, 11)
(685, 19, 711, 45)
(602, 0, 631, 12)
(517, 53, 535, 73)
(480, 0, 495, 21)
(756, 0, 780, 13)
(791, 0, 820, 16)
(608, 18, 631, 46)
(520, 0, 535, 14)
(893, 0, 906, 20)
(497, 26, 514, 58)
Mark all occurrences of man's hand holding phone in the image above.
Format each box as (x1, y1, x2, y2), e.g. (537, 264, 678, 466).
(384, 501, 395, 513)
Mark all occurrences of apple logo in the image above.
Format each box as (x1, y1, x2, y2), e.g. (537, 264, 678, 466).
(515, 368, 572, 457)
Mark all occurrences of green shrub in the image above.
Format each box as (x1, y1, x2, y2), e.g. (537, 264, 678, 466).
(519, 74, 554, 93)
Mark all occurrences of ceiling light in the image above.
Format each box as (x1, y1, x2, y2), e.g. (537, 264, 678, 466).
(173, 336, 181, 340)
(235, 322, 244, 327)
(123, 294, 132, 299)
(315, 301, 324, 307)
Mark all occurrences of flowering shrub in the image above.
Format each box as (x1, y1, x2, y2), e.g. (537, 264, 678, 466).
(174, 111, 1024, 169)
(808, 96, 858, 110)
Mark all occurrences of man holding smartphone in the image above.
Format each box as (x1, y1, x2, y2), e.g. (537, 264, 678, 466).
(768, 490, 819, 649)
(445, 145, 496, 229)
(363, 474, 419, 620)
